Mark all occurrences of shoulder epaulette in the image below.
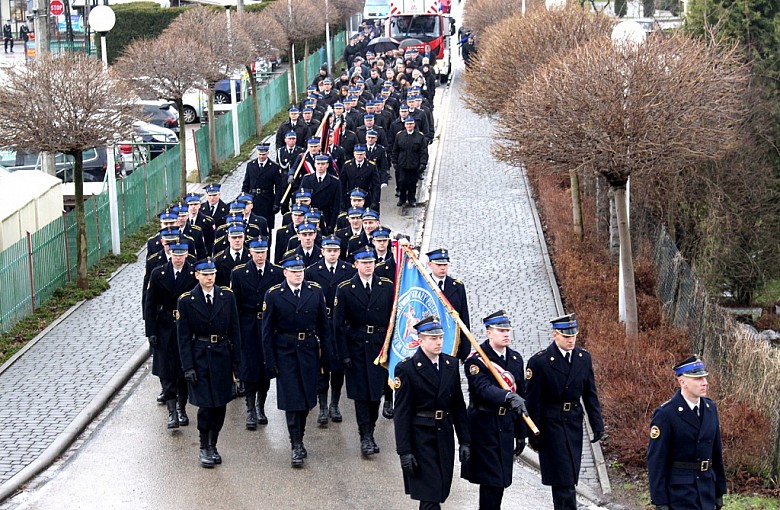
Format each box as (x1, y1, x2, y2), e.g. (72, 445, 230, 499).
(190, 224, 202, 231)
(453, 278, 463, 285)
(283, 248, 296, 257)
(337, 280, 352, 289)
(269, 263, 282, 270)
(213, 249, 226, 259)
(531, 349, 545, 358)
(183, 233, 194, 241)
(345, 159, 354, 164)
(307, 281, 322, 288)
(367, 160, 377, 166)
(348, 234, 360, 240)
(220, 286, 233, 292)
(379, 277, 393, 284)
(401, 357, 410, 363)
(337, 212, 347, 218)
(659, 399, 672, 407)
(268, 283, 283, 293)
(180, 291, 191, 298)
(147, 234, 158, 241)
(234, 263, 247, 271)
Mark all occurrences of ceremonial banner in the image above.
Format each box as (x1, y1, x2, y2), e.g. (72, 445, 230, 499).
(377, 244, 460, 385)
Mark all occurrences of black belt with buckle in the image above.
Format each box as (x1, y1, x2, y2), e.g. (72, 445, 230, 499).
(673, 460, 711, 471)
(195, 335, 226, 343)
(546, 402, 580, 412)
(278, 330, 315, 341)
(416, 410, 449, 420)
(252, 188, 272, 194)
(475, 404, 507, 416)
(353, 324, 387, 334)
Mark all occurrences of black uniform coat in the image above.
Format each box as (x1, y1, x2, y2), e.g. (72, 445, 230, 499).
(374, 252, 396, 282)
(438, 275, 471, 361)
(345, 230, 370, 262)
(261, 281, 332, 411)
(392, 128, 429, 171)
(144, 261, 197, 379)
(365, 144, 390, 185)
(189, 213, 215, 255)
(394, 349, 471, 503)
(202, 199, 229, 226)
(142, 250, 195, 317)
(285, 243, 323, 269)
(180, 222, 208, 260)
(300, 172, 342, 233)
(274, 222, 298, 264)
(333, 274, 394, 401)
(647, 390, 727, 509)
(356, 125, 388, 147)
(242, 158, 285, 229)
(276, 144, 305, 174)
(176, 285, 241, 408)
(214, 247, 250, 288)
(461, 341, 526, 488)
(230, 262, 285, 383)
(340, 159, 381, 210)
(526, 342, 604, 486)
(304, 260, 356, 313)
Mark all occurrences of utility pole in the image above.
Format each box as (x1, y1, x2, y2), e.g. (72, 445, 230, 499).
(32, 0, 56, 177)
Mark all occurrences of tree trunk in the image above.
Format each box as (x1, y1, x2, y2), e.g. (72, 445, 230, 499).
(207, 85, 219, 174)
(303, 39, 310, 87)
(570, 169, 583, 242)
(175, 98, 187, 195)
(596, 174, 609, 243)
(72, 150, 88, 290)
(247, 65, 262, 139)
(289, 42, 298, 104)
(613, 185, 638, 337)
(609, 188, 620, 260)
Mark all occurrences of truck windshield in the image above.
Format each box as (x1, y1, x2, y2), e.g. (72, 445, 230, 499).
(389, 15, 441, 39)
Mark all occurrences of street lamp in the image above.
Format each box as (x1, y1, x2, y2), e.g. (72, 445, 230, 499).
(611, 20, 645, 323)
(89, 5, 120, 256)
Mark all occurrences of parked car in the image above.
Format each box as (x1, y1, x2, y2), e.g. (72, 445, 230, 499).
(0, 147, 126, 183)
(181, 79, 243, 124)
(138, 100, 180, 134)
(130, 121, 179, 160)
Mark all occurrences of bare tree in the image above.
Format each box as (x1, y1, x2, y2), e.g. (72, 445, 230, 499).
(166, 6, 255, 173)
(0, 53, 137, 289)
(495, 35, 748, 336)
(233, 12, 286, 138)
(264, 0, 323, 103)
(462, 0, 524, 34)
(113, 32, 213, 196)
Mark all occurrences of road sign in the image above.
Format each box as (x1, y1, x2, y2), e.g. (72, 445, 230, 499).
(50, 0, 65, 17)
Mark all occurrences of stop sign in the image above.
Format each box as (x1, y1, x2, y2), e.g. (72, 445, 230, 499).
(49, 0, 64, 16)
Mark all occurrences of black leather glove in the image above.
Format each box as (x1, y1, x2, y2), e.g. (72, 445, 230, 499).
(528, 435, 540, 451)
(591, 430, 604, 443)
(514, 438, 525, 457)
(400, 453, 418, 477)
(184, 369, 197, 385)
(342, 357, 353, 370)
(506, 392, 527, 415)
(147, 335, 158, 349)
(459, 444, 470, 463)
(715, 496, 724, 510)
(266, 366, 279, 379)
(272, 204, 281, 214)
(656, 506, 670, 510)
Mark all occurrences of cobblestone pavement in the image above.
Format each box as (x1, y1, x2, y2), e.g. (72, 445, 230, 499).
(422, 63, 602, 491)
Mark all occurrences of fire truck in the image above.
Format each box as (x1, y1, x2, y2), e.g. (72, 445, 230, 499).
(386, 0, 456, 83)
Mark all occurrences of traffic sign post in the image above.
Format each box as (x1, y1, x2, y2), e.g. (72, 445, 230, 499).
(49, 0, 64, 17)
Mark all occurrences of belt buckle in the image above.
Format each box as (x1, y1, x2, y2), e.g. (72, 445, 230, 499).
(366, 325, 374, 334)
(298, 332, 306, 341)
(434, 410, 444, 420)
(257, 312, 263, 320)
(700, 460, 709, 471)
(498, 407, 506, 416)
(210, 335, 219, 343)
(563, 402, 572, 411)
(326, 307, 331, 316)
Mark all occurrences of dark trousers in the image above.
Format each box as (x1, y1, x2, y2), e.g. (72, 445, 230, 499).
(383, 379, 393, 402)
(285, 410, 310, 443)
(244, 377, 271, 396)
(479, 485, 504, 510)
(196, 405, 227, 434)
(551, 485, 576, 510)
(317, 367, 344, 395)
(354, 399, 381, 429)
(398, 167, 420, 202)
(4, 37, 12, 52)
(160, 376, 188, 401)
(419, 502, 441, 510)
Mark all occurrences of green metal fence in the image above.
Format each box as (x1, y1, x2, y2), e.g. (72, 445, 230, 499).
(0, 35, 343, 334)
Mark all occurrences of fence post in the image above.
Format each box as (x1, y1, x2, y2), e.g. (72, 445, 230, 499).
(162, 149, 169, 202)
(93, 198, 101, 256)
(63, 212, 71, 281)
(144, 159, 149, 219)
(26, 231, 35, 312)
(120, 178, 126, 238)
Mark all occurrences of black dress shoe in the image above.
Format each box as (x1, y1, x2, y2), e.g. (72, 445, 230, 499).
(177, 402, 189, 426)
(382, 400, 394, 419)
(257, 407, 268, 425)
(329, 403, 342, 423)
(397, 199, 405, 207)
(291, 444, 305, 467)
(209, 446, 222, 464)
(156, 391, 166, 404)
(199, 448, 215, 468)
(370, 435, 380, 454)
(360, 436, 374, 456)
(300, 442, 308, 459)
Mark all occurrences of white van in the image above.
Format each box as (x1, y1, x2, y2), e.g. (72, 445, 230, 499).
(363, 0, 391, 21)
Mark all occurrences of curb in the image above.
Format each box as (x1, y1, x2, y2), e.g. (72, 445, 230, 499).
(0, 252, 150, 503)
(519, 165, 613, 499)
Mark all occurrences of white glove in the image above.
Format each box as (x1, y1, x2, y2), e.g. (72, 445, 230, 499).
(380, 183, 387, 189)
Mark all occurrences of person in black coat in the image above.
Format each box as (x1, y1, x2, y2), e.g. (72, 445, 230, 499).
(304, 235, 356, 425)
(371, 228, 396, 282)
(300, 155, 341, 234)
(213, 225, 250, 288)
(526, 313, 605, 510)
(176, 258, 241, 468)
(394, 316, 471, 510)
(392, 117, 428, 207)
(145, 213, 197, 259)
(185, 194, 215, 256)
(333, 246, 394, 456)
(242, 144, 285, 231)
(202, 184, 230, 226)
(340, 146, 381, 211)
(647, 356, 727, 510)
(284, 221, 323, 267)
(426, 248, 471, 361)
(275, 107, 308, 149)
(277, 132, 305, 178)
(144, 244, 197, 430)
(461, 310, 528, 510)
(175, 205, 208, 261)
(262, 254, 332, 467)
(365, 132, 390, 194)
(230, 237, 284, 430)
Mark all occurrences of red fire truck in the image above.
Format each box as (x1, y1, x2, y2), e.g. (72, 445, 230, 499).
(386, 0, 456, 83)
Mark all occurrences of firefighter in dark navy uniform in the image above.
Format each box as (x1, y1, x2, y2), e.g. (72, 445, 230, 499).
(213, 225, 250, 288)
(333, 246, 394, 456)
(230, 237, 284, 430)
(144, 243, 196, 430)
(304, 235, 356, 425)
(202, 184, 230, 226)
(647, 356, 727, 510)
(426, 248, 471, 361)
(394, 316, 471, 510)
(176, 258, 241, 468)
(185, 193, 215, 255)
(461, 310, 528, 510)
(261, 254, 333, 468)
(242, 143, 285, 231)
(525, 313, 605, 510)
